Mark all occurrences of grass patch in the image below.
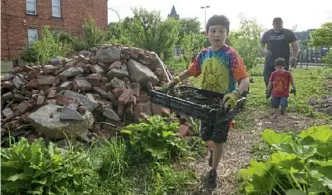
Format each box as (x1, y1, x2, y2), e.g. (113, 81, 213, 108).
(1, 60, 13, 75)
(234, 66, 332, 130)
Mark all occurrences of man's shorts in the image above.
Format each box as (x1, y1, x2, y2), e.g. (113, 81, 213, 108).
(199, 119, 232, 143)
(271, 96, 288, 109)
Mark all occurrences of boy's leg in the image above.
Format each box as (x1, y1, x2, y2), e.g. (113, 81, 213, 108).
(199, 120, 214, 166)
(204, 119, 231, 188)
(271, 96, 280, 118)
(279, 97, 289, 115)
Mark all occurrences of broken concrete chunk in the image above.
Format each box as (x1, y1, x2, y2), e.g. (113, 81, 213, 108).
(110, 77, 126, 89)
(37, 75, 56, 86)
(59, 67, 84, 78)
(59, 81, 73, 91)
(127, 60, 159, 84)
(96, 47, 121, 64)
(102, 108, 120, 121)
(91, 65, 104, 73)
(28, 104, 93, 139)
(107, 69, 129, 79)
(64, 90, 98, 112)
(2, 108, 15, 119)
(73, 78, 92, 91)
(43, 65, 57, 74)
(60, 105, 84, 121)
(12, 75, 25, 89)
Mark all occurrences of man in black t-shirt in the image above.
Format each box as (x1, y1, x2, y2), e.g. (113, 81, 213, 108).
(260, 17, 299, 98)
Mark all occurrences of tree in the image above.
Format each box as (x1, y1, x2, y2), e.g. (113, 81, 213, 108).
(177, 18, 201, 45)
(228, 17, 264, 70)
(107, 8, 180, 60)
(180, 33, 206, 64)
(309, 22, 332, 50)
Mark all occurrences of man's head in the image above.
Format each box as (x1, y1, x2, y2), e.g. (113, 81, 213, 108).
(272, 17, 283, 32)
(274, 58, 285, 72)
(206, 15, 230, 49)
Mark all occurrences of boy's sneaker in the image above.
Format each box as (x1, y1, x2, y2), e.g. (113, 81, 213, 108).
(280, 108, 285, 115)
(208, 150, 213, 167)
(206, 169, 218, 188)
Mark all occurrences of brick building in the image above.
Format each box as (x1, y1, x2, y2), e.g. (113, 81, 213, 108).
(1, 0, 108, 60)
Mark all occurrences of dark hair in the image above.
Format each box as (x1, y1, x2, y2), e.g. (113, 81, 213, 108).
(274, 58, 285, 66)
(206, 15, 230, 35)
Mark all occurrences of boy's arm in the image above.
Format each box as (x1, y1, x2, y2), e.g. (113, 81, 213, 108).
(267, 81, 272, 90)
(231, 51, 250, 95)
(289, 72, 296, 89)
(167, 54, 201, 88)
(267, 73, 274, 90)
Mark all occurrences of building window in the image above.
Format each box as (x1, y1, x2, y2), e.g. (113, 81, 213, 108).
(28, 29, 38, 45)
(52, 0, 61, 17)
(26, 0, 37, 15)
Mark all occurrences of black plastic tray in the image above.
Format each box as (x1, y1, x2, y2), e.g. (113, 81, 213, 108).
(150, 86, 246, 122)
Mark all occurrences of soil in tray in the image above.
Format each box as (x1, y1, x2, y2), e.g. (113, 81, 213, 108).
(162, 87, 224, 109)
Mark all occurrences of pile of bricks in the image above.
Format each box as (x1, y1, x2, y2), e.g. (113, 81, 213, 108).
(1, 45, 181, 147)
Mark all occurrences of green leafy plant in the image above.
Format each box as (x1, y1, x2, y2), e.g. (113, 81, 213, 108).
(240, 125, 332, 195)
(120, 115, 190, 163)
(31, 25, 72, 64)
(1, 138, 95, 195)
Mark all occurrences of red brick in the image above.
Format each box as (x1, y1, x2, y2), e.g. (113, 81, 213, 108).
(151, 103, 170, 117)
(1, 0, 108, 60)
(137, 91, 149, 102)
(112, 88, 124, 98)
(118, 89, 134, 105)
(179, 125, 190, 137)
(17, 101, 32, 113)
(130, 82, 140, 96)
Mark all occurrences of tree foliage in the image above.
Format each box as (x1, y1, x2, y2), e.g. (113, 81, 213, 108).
(179, 33, 206, 64)
(177, 18, 201, 46)
(107, 8, 180, 60)
(228, 17, 264, 70)
(309, 22, 332, 50)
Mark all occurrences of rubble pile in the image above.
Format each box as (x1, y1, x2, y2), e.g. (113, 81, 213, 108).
(1, 45, 175, 147)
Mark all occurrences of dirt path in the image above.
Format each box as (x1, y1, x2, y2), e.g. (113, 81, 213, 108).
(188, 109, 315, 195)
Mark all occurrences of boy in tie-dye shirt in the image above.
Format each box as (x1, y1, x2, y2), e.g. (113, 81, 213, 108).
(167, 15, 250, 188)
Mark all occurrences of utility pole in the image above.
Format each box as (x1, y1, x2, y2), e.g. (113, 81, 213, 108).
(200, 6, 210, 32)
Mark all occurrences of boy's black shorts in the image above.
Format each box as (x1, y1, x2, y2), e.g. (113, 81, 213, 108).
(199, 119, 232, 143)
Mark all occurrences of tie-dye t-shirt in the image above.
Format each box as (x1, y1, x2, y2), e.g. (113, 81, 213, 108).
(188, 45, 248, 94)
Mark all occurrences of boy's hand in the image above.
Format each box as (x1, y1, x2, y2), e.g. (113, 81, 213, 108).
(222, 89, 241, 110)
(167, 76, 181, 89)
(290, 88, 296, 95)
(265, 88, 272, 99)
(290, 57, 297, 67)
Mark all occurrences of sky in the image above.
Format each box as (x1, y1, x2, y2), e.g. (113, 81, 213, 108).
(107, 0, 332, 32)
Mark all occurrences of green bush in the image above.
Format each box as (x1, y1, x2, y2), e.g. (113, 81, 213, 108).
(23, 25, 72, 64)
(1, 138, 95, 195)
(120, 115, 190, 164)
(323, 51, 332, 67)
(240, 125, 332, 195)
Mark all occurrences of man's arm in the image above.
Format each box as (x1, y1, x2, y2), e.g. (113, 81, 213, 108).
(260, 31, 271, 56)
(288, 30, 299, 58)
(291, 41, 299, 58)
